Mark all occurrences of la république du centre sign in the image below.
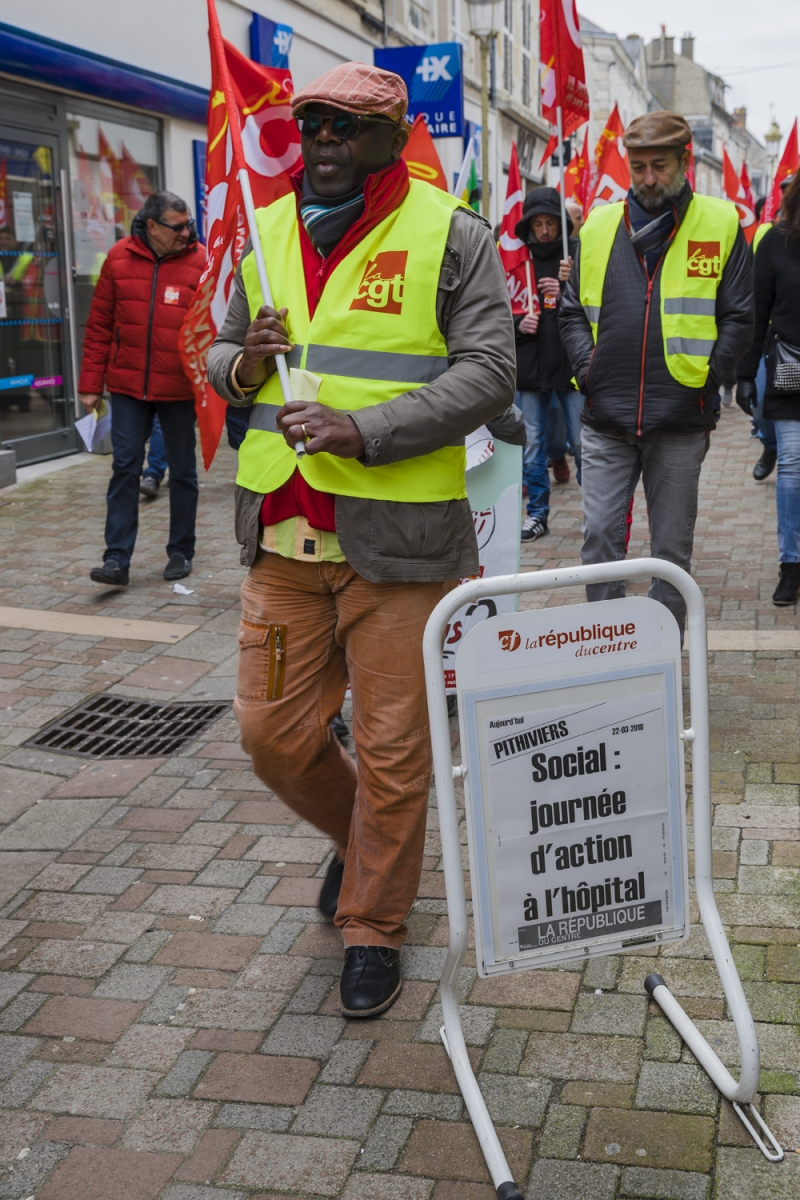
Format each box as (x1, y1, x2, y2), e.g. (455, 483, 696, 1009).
(374, 42, 464, 138)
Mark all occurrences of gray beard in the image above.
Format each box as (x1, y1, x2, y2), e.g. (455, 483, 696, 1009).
(632, 172, 686, 213)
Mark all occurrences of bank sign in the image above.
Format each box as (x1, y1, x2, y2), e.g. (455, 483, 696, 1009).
(455, 597, 689, 974)
(374, 42, 464, 138)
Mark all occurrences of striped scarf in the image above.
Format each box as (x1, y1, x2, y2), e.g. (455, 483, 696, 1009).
(299, 176, 366, 258)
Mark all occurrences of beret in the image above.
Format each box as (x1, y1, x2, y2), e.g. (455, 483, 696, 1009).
(292, 62, 408, 123)
(623, 111, 693, 151)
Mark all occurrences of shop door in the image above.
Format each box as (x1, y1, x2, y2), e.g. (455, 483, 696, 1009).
(0, 128, 75, 465)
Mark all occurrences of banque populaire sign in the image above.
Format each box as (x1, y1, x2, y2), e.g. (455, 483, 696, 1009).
(455, 597, 689, 974)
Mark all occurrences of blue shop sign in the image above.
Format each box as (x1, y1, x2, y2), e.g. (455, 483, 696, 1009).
(250, 14, 293, 70)
(374, 42, 463, 139)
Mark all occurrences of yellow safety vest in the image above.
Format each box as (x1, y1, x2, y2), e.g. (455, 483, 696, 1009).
(579, 195, 740, 388)
(236, 180, 468, 502)
(752, 222, 771, 252)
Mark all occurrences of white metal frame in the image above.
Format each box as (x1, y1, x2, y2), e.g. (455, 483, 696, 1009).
(422, 558, 783, 1197)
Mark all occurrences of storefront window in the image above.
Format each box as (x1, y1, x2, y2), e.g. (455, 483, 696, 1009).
(67, 114, 160, 364)
(0, 137, 66, 445)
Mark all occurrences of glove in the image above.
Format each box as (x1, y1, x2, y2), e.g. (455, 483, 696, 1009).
(735, 379, 757, 414)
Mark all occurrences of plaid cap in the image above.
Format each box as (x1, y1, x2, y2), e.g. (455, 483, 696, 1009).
(291, 62, 408, 123)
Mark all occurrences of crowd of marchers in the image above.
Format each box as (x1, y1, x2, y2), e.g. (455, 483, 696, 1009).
(73, 63, 800, 1018)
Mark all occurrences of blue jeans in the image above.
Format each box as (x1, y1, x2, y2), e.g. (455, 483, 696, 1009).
(547, 394, 568, 460)
(105, 394, 198, 569)
(142, 414, 167, 481)
(519, 389, 583, 521)
(774, 421, 800, 563)
(753, 357, 777, 452)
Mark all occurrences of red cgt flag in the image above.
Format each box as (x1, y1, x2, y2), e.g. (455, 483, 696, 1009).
(497, 142, 535, 315)
(402, 115, 447, 191)
(540, 0, 589, 139)
(762, 118, 798, 225)
(722, 145, 756, 244)
(180, 0, 301, 469)
(564, 127, 591, 210)
(585, 104, 629, 211)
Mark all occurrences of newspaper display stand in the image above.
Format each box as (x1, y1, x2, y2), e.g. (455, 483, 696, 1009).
(422, 559, 783, 1200)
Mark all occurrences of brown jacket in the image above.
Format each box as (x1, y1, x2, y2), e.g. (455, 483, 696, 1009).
(207, 206, 518, 582)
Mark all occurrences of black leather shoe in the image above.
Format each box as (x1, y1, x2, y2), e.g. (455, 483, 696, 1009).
(773, 563, 800, 606)
(90, 560, 129, 587)
(753, 448, 777, 481)
(164, 553, 192, 581)
(340, 946, 402, 1018)
(318, 856, 344, 920)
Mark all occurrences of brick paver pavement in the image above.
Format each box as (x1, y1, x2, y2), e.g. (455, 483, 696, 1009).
(0, 405, 799, 1200)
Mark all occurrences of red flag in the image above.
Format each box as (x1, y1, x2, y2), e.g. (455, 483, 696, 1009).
(180, 0, 301, 469)
(722, 145, 756, 244)
(120, 144, 153, 217)
(763, 119, 799, 224)
(539, 0, 589, 139)
(594, 103, 625, 169)
(498, 143, 535, 316)
(740, 161, 754, 209)
(402, 115, 447, 191)
(564, 128, 590, 210)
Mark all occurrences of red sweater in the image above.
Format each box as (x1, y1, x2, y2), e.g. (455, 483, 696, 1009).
(260, 160, 411, 533)
(79, 235, 206, 401)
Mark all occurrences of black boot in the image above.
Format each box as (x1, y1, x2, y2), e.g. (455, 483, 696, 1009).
(340, 946, 402, 1017)
(772, 563, 800, 606)
(318, 856, 344, 920)
(164, 553, 192, 581)
(753, 448, 777, 481)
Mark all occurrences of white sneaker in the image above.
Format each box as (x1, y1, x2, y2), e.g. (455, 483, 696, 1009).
(521, 515, 548, 542)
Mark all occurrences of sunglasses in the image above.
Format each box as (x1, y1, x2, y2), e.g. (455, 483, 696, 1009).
(156, 217, 194, 234)
(295, 111, 396, 140)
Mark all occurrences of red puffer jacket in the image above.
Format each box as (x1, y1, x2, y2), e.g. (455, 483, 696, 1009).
(78, 233, 206, 401)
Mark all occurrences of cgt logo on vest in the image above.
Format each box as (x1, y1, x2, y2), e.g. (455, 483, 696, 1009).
(686, 241, 721, 278)
(350, 251, 408, 314)
(498, 630, 521, 652)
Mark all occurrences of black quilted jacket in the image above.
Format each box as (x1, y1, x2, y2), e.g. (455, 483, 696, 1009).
(559, 189, 755, 437)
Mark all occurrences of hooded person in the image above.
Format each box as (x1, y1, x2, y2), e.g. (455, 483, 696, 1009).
(207, 63, 517, 1017)
(513, 187, 582, 541)
(559, 110, 754, 637)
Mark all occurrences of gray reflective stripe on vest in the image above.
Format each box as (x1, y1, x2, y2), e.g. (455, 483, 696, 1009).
(583, 305, 601, 323)
(663, 297, 717, 316)
(286, 345, 303, 369)
(249, 404, 282, 433)
(666, 336, 716, 357)
(305, 344, 449, 385)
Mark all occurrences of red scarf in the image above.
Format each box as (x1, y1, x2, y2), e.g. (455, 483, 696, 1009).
(260, 160, 410, 534)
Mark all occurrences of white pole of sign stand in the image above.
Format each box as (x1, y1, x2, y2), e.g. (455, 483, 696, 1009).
(422, 557, 783, 1197)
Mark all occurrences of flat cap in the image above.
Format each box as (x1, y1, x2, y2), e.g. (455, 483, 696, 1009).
(623, 110, 692, 151)
(292, 62, 408, 123)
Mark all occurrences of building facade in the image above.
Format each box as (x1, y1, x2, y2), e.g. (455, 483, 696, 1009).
(0, 0, 552, 467)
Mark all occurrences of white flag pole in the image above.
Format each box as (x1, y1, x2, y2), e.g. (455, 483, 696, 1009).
(556, 106, 569, 261)
(237, 167, 305, 459)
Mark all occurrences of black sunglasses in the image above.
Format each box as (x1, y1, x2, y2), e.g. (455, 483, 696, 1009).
(295, 111, 396, 140)
(156, 217, 195, 234)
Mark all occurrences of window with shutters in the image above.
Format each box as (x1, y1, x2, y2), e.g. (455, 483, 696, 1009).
(521, 0, 532, 106)
(409, 0, 426, 32)
(502, 0, 513, 93)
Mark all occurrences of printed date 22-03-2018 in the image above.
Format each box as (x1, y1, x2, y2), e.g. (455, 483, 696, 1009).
(611, 723, 644, 735)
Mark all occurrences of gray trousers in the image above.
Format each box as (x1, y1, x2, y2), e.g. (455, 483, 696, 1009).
(580, 424, 710, 635)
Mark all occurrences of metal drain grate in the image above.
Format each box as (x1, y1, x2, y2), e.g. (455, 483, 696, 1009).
(25, 693, 231, 759)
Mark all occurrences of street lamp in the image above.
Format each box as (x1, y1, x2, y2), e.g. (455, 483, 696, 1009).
(467, 0, 501, 220)
(765, 118, 782, 194)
